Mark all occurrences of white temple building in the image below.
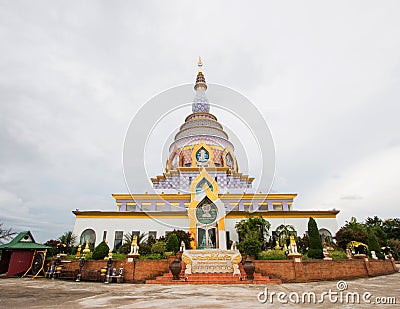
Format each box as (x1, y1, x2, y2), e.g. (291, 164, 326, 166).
(72, 59, 339, 249)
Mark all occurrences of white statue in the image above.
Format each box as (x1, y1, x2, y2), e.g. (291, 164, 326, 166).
(371, 251, 378, 260)
(130, 235, 139, 256)
(288, 235, 298, 254)
(346, 248, 352, 259)
(180, 241, 186, 252)
(323, 248, 332, 260)
(232, 263, 241, 276)
(230, 241, 237, 251)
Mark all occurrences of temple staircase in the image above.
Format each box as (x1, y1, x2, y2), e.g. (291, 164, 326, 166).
(145, 263, 281, 284)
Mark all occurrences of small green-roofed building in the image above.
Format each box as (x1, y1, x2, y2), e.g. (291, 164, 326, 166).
(0, 231, 51, 277)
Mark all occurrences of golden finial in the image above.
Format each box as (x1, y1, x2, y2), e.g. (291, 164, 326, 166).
(197, 56, 203, 72)
(194, 56, 207, 91)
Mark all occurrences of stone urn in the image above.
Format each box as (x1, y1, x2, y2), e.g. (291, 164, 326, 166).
(243, 257, 255, 280)
(169, 257, 182, 280)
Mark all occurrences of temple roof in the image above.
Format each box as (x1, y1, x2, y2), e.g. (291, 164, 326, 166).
(0, 231, 51, 250)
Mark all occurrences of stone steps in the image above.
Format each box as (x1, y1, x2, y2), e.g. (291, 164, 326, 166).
(146, 269, 281, 285)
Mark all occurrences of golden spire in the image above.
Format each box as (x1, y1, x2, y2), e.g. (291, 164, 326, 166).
(197, 56, 203, 72)
(194, 56, 207, 91)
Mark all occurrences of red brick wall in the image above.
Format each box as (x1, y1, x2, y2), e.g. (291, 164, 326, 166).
(59, 259, 169, 283)
(58, 258, 396, 284)
(254, 259, 397, 283)
(132, 260, 169, 283)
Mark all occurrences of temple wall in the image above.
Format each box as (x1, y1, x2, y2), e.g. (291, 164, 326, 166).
(58, 259, 170, 283)
(254, 259, 397, 283)
(57, 258, 397, 284)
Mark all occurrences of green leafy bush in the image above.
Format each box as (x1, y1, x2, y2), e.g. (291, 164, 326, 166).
(140, 253, 164, 260)
(118, 242, 131, 254)
(151, 241, 167, 255)
(368, 228, 382, 259)
(307, 249, 324, 259)
(258, 250, 286, 260)
(238, 235, 262, 257)
(163, 251, 174, 258)
(111, 253, 126, 260)
(307, 217, 323, 259)
(139, 243, 152, 256)
(329, 250, 347, 260)
(166, 234, 180, 254)
(92, 241, 110, 260)
(165, 230, 193, 249)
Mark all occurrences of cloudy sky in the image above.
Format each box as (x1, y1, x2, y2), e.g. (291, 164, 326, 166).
(1, 1, 399, 242)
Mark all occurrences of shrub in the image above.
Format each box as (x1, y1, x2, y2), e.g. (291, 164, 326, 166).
(166, 230, 193, 249)
(257, 250, 286, 260)
(307, 217, 323, 259)
(238, 235, 262, 257)
(92, 241, 110, 260)
(307, 249, 324, 259)
(166, 234, 179, 254)
(368, 228, 382, 259)
(139, 243, 152, 256)
(163, 251, 174, 258)
(111, 253, 126, 260)
(140, 253, 164, 260)
(329, 250, 347, 260)
(151, 241, 167, 255)
(118, 242, 131, 254)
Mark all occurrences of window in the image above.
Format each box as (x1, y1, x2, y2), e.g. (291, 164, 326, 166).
(273, 203, 283, 211)
(80, 229, 96, 246)
(141, 203, 152, 212)
(156, 203, 165, 211)
(258, 203, 268, 210)
(132, 231, 140, 239)
(229, 203, 239, 211)
(226, 231, 230, 249)
(102, 231, 107, 242)
(148, 231, 157, 241)
(114, 231, 123, 250)
(243, 203, 252, 212)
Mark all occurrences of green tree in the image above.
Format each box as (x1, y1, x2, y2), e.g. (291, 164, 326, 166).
(0, 223, 16, 244)
(275, 224, 296, 247)
(237, 231, 262, 257)
(373, 226, 387, 247)
(335, 217, 368, 249)
(58, 231, 77, 254)
(165, 230, 193, 249)
(92, 241, 110, 260)
(166, 234, 179, 254)
(307, 217, 323, 259)
(365, 216, 383, 228)
(367, 228, 383, 259)
(151, 240, 167, 255)
(382, 218, 400, 240)
(387, 239, 400, 260)
(235, 216, 271, 247)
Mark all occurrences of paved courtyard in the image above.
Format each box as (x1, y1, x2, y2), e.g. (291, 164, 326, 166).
(0, 272, 399, 308)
